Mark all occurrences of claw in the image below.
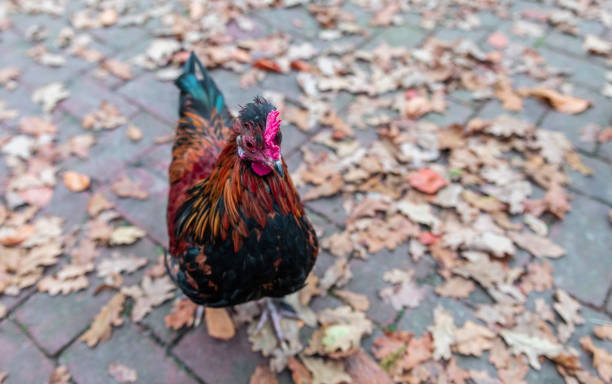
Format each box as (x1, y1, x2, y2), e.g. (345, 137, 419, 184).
(256, 298, 299, 349)
(194, 305, 204, 327)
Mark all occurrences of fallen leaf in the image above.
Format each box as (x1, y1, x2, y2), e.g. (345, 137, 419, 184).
(408, 168, 447, 194)
(435, 276, 475, 298)
(205, 307, 235, 340)
(500, 330, 564, 369)
(108, 363, 137, 383)
(32, 82, 69, 113)
(48, 365, 71, 384)
(80, 293, 125, 347)
(121, 276, 174, 322)
(102, 59, 132, 80)
(253, 58, 282, 73)
(111, 176, 148, 200)
(99, 8, 118, 26)
(97, 253, 148, 278)
(566, 151, 593, 176)
(62, 171, 90, 192)
(508, 231, 565, 258)
(380, 269, 426, 310)
(165, 298, 198, 330)
(519, 87, 591, 114)
(554, 290, 584, 326)
(429, 305, 456, 360)
(581, 336, 612, 382)
(301, 356, 351, 384)
(288, 356, 312, 384)
(250, 364, 278, 384)
(19, 116, 57, 135)
(488, 32, 508, 49)
(109, 226, 146, 245)
(333, 289, 370, 311)
(344, 349, 393, 384)
(594, 325, 612, 341)
(37, 263, 93, 295)
(583, 35, 612, 56)
(453, 321, 495, 356)
(125, 125, 142, 141)
(87, 193, 113, 217)
(0, 304, 6, 319)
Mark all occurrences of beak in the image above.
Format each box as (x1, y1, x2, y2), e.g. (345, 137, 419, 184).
(273, 159, 284, 177)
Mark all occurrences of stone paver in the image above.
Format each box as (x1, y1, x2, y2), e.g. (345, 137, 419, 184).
(61, 323, 198, 384)
(549, 195, 612, 307)
(2, 1, 612, 383)
(0, 320, 56, 384)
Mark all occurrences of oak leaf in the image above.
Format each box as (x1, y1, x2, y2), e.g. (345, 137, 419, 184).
(80, 293, 125, 347)
(108, 363, 137, 383)
(205, 307, 235, 340)
(165, 298, 197, 330)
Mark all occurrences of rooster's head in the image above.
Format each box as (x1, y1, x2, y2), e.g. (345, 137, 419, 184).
(235, 97, 283, 177)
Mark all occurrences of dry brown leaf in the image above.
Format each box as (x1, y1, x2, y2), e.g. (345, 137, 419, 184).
(102, 59, 132, 80)
(97, 253, 147, 278)
(333, 289, 370, 311)
(121, 276, 174, 322)
(566, 151, 593, 176)
(303, 173, 343, 200)
(81, 293, 125, 347)
(370, 2, 400, 26)
(109, 226, 146, 246)
(99, 8, 118, 26)
(250, 364, 278, 384)
(453, 321, 496, 356)
(301, 356, 351, 384)
(19, 116, 57, 135)
(82, 101, 127, 131)
(508, 231, 565, 258)
(111, 176, 148, 200)
(519, 87, 591, 114)
(583, 35, 612, 56)
(62, 171, 90, 192)
(165, 298, 198, 330)
(520, 260, 553, 293)
(38, 263, 93, 295)
(400, 333, 434, 371)
(344, 349, 393, 384)
(435, 276, 475, 298)
(429, 305, 456, 360)
(253, 58, 282, 73)
(594, 325, 612, 341)
(581, 336, 612, 382)
(48, 365, 71, 384)
(500, 330, 564, 369)
(408, 168, 447, 194)
(288, 356, 312, 384)
(0, 304, 6, 319)
(87, 193, 113, 217)
(108, 363, 137, 383)
(554, 290, 584, 326)
(126, 125, 142, 141)
(32, 82, 69, 113)
(205, 307, 235, 340)
(380, 269, 425, 310)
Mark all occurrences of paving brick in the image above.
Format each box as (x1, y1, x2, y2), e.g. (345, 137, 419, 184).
(62, 76, 140, 121)
(361, 25, 426, 49)
(173, 326, 267, 384)
(39, 182, 90, 231)
(0, 320, 56, 383)
(61, 323, 198, 384)
(567, 155, 612, 205)
(103, 166, 169, 246)
(90, 25, 151, 52)
(255, 6, 320, 39)
(14, 284, 114, 356)
(424, 99, 474, 127)
(347, 244, 437, 327)
(549, 195, 612, 307)
(538, 47, 607, 90)
(117, 72, 178, 124)
(0, 85, 49, 128)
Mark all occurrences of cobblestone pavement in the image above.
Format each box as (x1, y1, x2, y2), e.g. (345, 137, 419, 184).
(1, 1, 611, 384)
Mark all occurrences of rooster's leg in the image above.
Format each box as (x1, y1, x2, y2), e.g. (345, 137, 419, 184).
(255, 298, 298, 348)
(194, 305, 204, 327)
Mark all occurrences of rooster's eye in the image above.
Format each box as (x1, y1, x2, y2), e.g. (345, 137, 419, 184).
(245, 139, 254, 150)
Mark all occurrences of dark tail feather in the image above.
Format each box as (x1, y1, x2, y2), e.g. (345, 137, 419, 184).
(175, 52, 228, 119)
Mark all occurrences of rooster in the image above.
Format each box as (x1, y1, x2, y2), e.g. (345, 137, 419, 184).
(165, 52, 318, 342)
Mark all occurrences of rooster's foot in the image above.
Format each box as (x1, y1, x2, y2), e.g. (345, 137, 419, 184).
(255, 298, 299, 349)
